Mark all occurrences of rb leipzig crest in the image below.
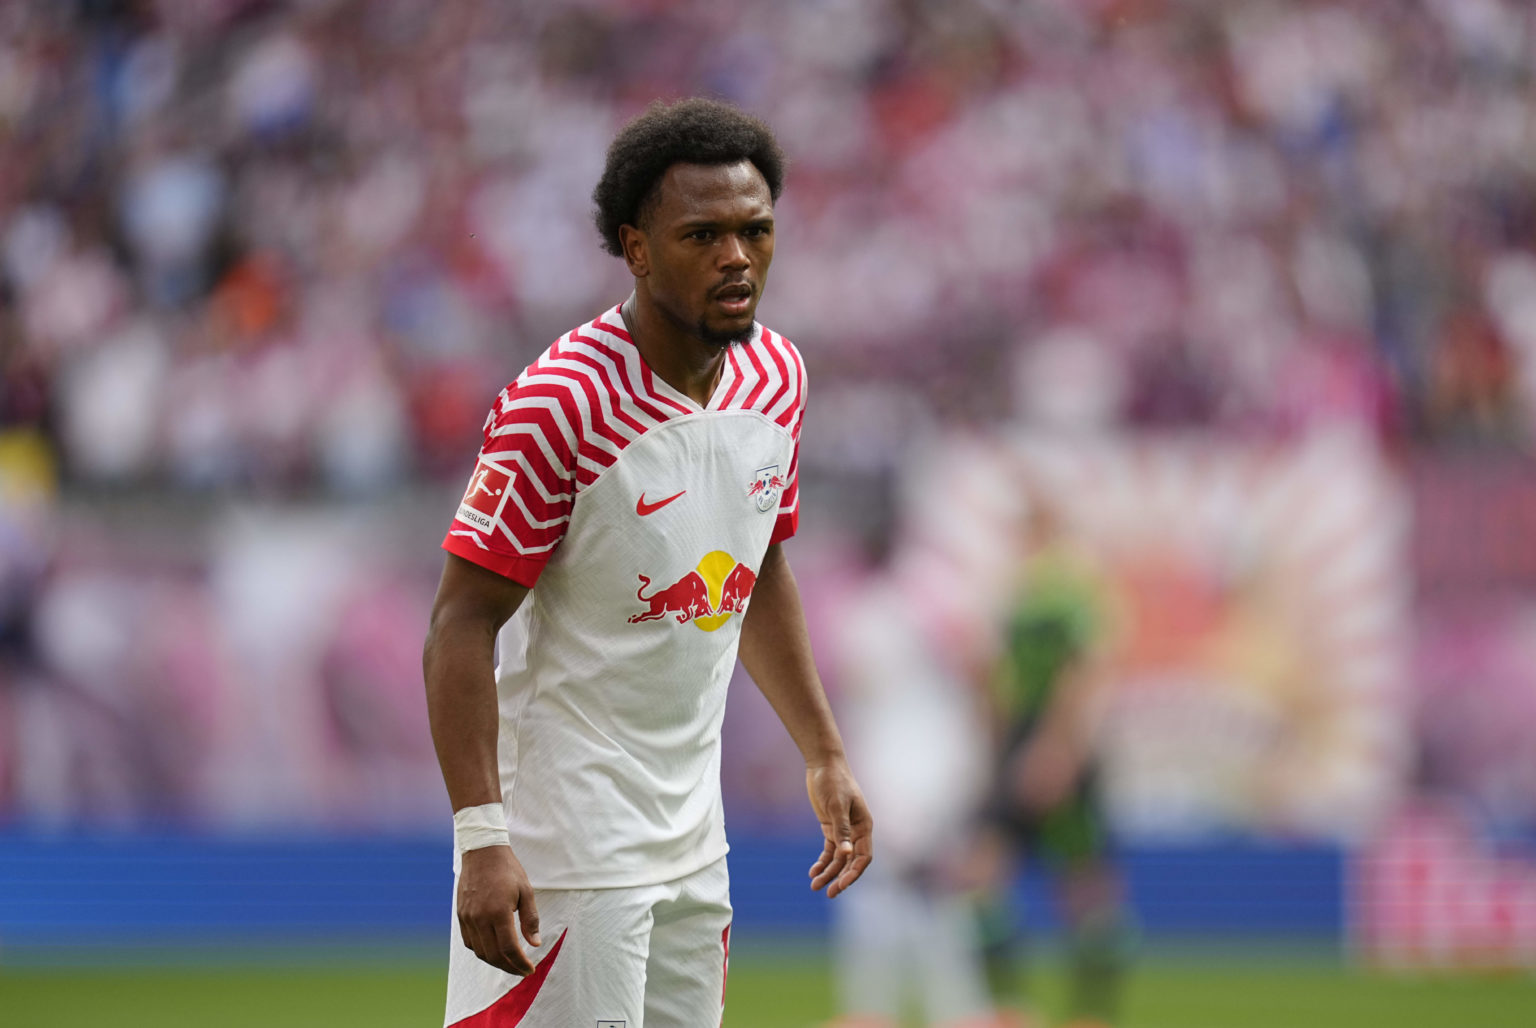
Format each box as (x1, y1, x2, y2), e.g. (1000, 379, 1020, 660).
(748, 465, 786, 513)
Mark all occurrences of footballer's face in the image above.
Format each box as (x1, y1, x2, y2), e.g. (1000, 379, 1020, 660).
(624, 160, 774, 348)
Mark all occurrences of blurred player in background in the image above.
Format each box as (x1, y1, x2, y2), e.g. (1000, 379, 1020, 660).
(971, 499, 1133, 1028)
(825, 519, 1025, 1028)
(421, 98, 872, 1027)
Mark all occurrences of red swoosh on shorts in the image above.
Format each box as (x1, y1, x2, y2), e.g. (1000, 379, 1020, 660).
(449, 928, 569, 1026)
(636, 490, 686, 516)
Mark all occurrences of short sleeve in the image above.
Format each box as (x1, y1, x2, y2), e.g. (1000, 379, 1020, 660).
(441, 378, 581, 586)
(770, 360, 806, 546)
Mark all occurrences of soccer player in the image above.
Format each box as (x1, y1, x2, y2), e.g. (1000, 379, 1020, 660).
(973, 501, 1131, 1028)
(422, 98, 873, 1027)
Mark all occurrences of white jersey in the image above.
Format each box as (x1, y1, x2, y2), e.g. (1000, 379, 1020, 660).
(442, 306, 804, 889)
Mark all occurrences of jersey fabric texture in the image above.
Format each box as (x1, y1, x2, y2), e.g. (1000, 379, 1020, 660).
(441, 305, 805, 890)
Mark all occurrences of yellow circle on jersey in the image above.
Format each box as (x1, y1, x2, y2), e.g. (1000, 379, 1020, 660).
(692, 549, 739, 632)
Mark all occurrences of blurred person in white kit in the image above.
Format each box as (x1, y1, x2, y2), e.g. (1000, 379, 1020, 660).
(825, 528, 1025, 1028)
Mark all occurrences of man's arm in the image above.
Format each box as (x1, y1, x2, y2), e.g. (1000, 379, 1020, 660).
(737, 542, 873, 898)
(423, 553, 541, 975)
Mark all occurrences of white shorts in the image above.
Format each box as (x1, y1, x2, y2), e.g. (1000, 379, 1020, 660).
(444, 855, 732, 1028)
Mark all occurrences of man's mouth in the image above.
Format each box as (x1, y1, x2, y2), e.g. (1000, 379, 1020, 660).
(713, 283, 753, 316)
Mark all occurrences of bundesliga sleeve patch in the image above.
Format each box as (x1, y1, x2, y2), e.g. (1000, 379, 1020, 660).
(455, 458, 515, 535)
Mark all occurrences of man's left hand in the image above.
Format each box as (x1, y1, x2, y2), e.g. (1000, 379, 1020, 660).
(805, 760, 873, 898)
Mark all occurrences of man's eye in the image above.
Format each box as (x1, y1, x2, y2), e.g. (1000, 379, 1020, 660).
(689, 230, 713, 241)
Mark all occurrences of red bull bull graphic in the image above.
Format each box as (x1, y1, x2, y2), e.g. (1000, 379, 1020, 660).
(629, 569, 713, 625)
(716, 562, 756, 615)
(628, 550, 758, 631)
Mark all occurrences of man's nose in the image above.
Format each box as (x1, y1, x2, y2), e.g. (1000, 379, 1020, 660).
(719, 233, 750, 269)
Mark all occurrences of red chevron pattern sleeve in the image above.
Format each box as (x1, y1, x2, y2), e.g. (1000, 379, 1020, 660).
(441, 374, 581, 587)
(770, 336, 806, 545)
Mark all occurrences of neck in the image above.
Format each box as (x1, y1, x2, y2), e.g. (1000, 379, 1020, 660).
(621, 292, 729, 408)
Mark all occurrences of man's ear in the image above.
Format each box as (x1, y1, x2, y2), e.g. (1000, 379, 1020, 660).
(619, 224, 648, 278)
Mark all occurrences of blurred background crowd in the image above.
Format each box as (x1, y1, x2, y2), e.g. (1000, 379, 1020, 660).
(2, 0, 1536, 986)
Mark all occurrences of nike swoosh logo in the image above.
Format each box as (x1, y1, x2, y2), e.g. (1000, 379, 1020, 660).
(636, 490, 687, 516)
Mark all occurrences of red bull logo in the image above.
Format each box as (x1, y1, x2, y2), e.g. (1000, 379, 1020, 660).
(628, 550, 758, 631)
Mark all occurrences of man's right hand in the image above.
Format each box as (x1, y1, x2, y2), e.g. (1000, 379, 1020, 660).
(456, 845, 542, 976)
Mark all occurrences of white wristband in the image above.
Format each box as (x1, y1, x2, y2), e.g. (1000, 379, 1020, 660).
(453, 802, 510, 855)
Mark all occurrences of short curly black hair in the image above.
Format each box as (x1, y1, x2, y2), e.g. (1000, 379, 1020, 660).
(592, 97, 786, 257)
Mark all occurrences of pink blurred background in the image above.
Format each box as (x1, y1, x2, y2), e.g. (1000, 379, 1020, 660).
(0, 2, 1534, 962)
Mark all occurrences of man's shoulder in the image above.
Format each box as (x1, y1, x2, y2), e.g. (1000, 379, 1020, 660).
(519, 306, 632, 385)
(493, 306, 726, 468)
(494, 307, 635, 415)
(730, 321, 807, 424)
(750, 320, 802, 364)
